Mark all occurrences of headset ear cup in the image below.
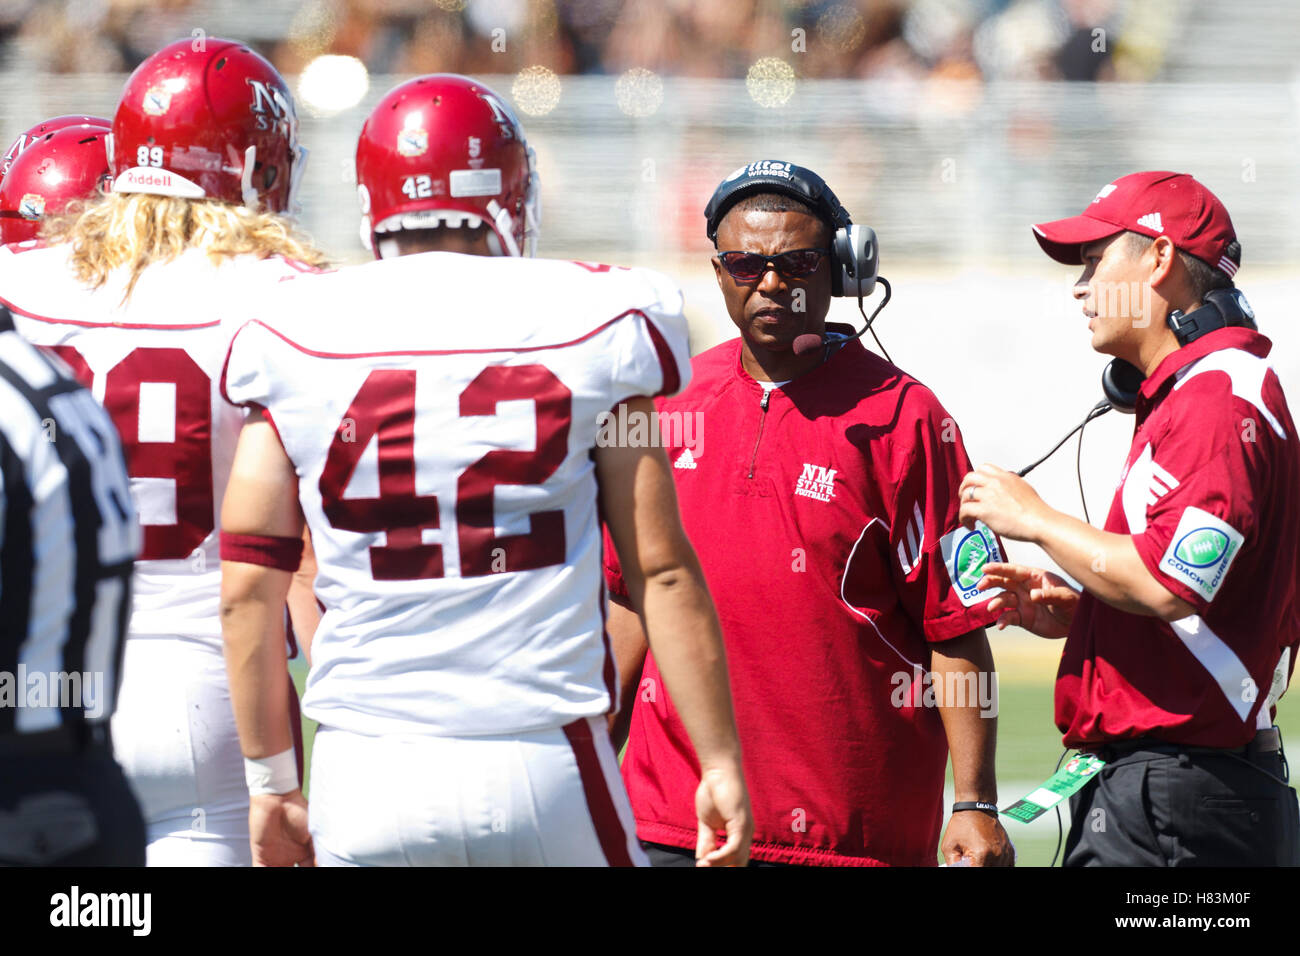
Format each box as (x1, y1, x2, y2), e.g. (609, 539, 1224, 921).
(1101, 359, 1143, 414)
(852, 225, 878, 297)
(830, 226, 850, 296)
(831, 224, 878, 298)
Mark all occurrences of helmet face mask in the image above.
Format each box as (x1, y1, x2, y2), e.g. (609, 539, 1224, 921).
(0, 122, 111, 244)
(109, 38, 303, 214)
(355, 74, 539, 258)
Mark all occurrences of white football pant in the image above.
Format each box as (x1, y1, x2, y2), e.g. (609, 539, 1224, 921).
(308, 717, 647, 866)
(111, 636, 252, 866)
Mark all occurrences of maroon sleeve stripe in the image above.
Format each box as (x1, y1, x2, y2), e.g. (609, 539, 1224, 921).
(643, 317, 681, 397)
(219, 531, 304, 571)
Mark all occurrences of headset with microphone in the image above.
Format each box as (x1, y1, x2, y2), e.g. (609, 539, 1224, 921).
(1019, 286, 1258, 521)
(704, 161, 893, 360)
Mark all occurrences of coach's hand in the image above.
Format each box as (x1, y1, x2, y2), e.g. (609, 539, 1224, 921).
(694, 765, 753, 867)
(250, 790, 315, 867)
(979, 562, 1078, 639)
(942, 810, 1015, 867)
(959, 464, 1050, 542)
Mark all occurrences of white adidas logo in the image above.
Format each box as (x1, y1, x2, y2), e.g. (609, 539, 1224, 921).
(896, 501, 925, 575)
(673, 448, 698, 470)
(1136, 212, 1163, 232)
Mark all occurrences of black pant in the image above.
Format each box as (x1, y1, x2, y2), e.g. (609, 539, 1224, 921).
(0, 747, 145, 866)
(1064, 743, 1300, 867)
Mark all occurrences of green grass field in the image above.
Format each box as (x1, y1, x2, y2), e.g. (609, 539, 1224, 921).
(948, 633, 1299, 866)
(289, 630, 1298, 867)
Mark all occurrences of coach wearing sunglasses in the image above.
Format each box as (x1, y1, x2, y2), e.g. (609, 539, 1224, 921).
(603, 161, 1013, 867)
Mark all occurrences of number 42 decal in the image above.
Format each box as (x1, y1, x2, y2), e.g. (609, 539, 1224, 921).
(319, 364, 572, 581)
(401, 174, 432, 199)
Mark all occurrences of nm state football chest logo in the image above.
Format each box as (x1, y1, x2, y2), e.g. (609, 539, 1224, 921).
(939, 521, 1005, 607)
(795, 463, 836, 502)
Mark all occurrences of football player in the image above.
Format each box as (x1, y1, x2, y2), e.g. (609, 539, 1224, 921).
(219, 75, 752, 866)
(0, 122, 110, 243)
(0, 38, 325, 866)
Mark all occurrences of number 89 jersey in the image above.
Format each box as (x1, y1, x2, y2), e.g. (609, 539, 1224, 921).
(0, 242, 316, 645)
(221, 253, 691, 737)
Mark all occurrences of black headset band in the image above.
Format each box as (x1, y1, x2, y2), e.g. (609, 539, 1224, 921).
(1167, 288, 1255, 348)
(704, 165, 850, 243)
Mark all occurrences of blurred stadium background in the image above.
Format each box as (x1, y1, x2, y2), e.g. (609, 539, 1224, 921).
(5, 0, 1296, 865)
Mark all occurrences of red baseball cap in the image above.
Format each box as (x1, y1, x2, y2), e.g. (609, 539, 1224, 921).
(1032, 171, 1240, 278)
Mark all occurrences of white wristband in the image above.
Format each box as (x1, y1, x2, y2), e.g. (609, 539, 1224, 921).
(244, 748, 298, 796)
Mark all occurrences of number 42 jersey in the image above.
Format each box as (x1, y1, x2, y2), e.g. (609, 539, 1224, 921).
(0, 242, 315, 644)
(221, 253, 691, 737)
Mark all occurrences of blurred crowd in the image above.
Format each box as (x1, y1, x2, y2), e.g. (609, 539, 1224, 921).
(1, 0, 1176, 82)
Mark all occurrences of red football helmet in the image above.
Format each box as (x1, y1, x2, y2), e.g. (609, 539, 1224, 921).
(109, 37, 305, 213)
(355, 74, 539, 258)
(2, 115, 111, 178)
(0, 124, 111, 243)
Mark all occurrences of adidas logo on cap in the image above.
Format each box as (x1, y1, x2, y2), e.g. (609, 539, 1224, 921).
(1136, 212, 1163, 232)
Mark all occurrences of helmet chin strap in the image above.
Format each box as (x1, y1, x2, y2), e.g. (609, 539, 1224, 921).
(522, 145, 541, 257)
(240, 145, 258, 208)
(486, 199, 521, 257)
(286, 144, 308, 216)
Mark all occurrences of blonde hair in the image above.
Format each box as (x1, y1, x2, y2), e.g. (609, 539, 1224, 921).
(42, 192, 330, 300)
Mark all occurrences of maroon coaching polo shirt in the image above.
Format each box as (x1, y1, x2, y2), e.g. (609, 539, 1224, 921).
(606, 332, 1002, 866)
(1058, 327, 1300, 749)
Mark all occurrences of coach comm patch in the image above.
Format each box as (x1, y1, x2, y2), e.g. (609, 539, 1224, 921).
(940, 521, 1004, 607)
(1160, 506, 1244, 602)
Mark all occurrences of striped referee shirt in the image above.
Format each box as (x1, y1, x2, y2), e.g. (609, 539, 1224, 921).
(0, 307, 137, 736)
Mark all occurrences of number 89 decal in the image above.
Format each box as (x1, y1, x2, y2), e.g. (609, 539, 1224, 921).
(319, 365, 572, 581)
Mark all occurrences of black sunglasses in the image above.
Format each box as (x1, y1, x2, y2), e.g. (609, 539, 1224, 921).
(716, 248, 828, 282)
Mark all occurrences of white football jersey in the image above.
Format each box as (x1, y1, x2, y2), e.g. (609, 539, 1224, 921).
(0, 241, 317, 644)
(222, 253, 691, 737)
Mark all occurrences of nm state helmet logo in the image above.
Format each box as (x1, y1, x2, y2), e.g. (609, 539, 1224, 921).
(3, 135, 31, 167)
(248, 79, 291, 130)
(939, 521, 1005, 607)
